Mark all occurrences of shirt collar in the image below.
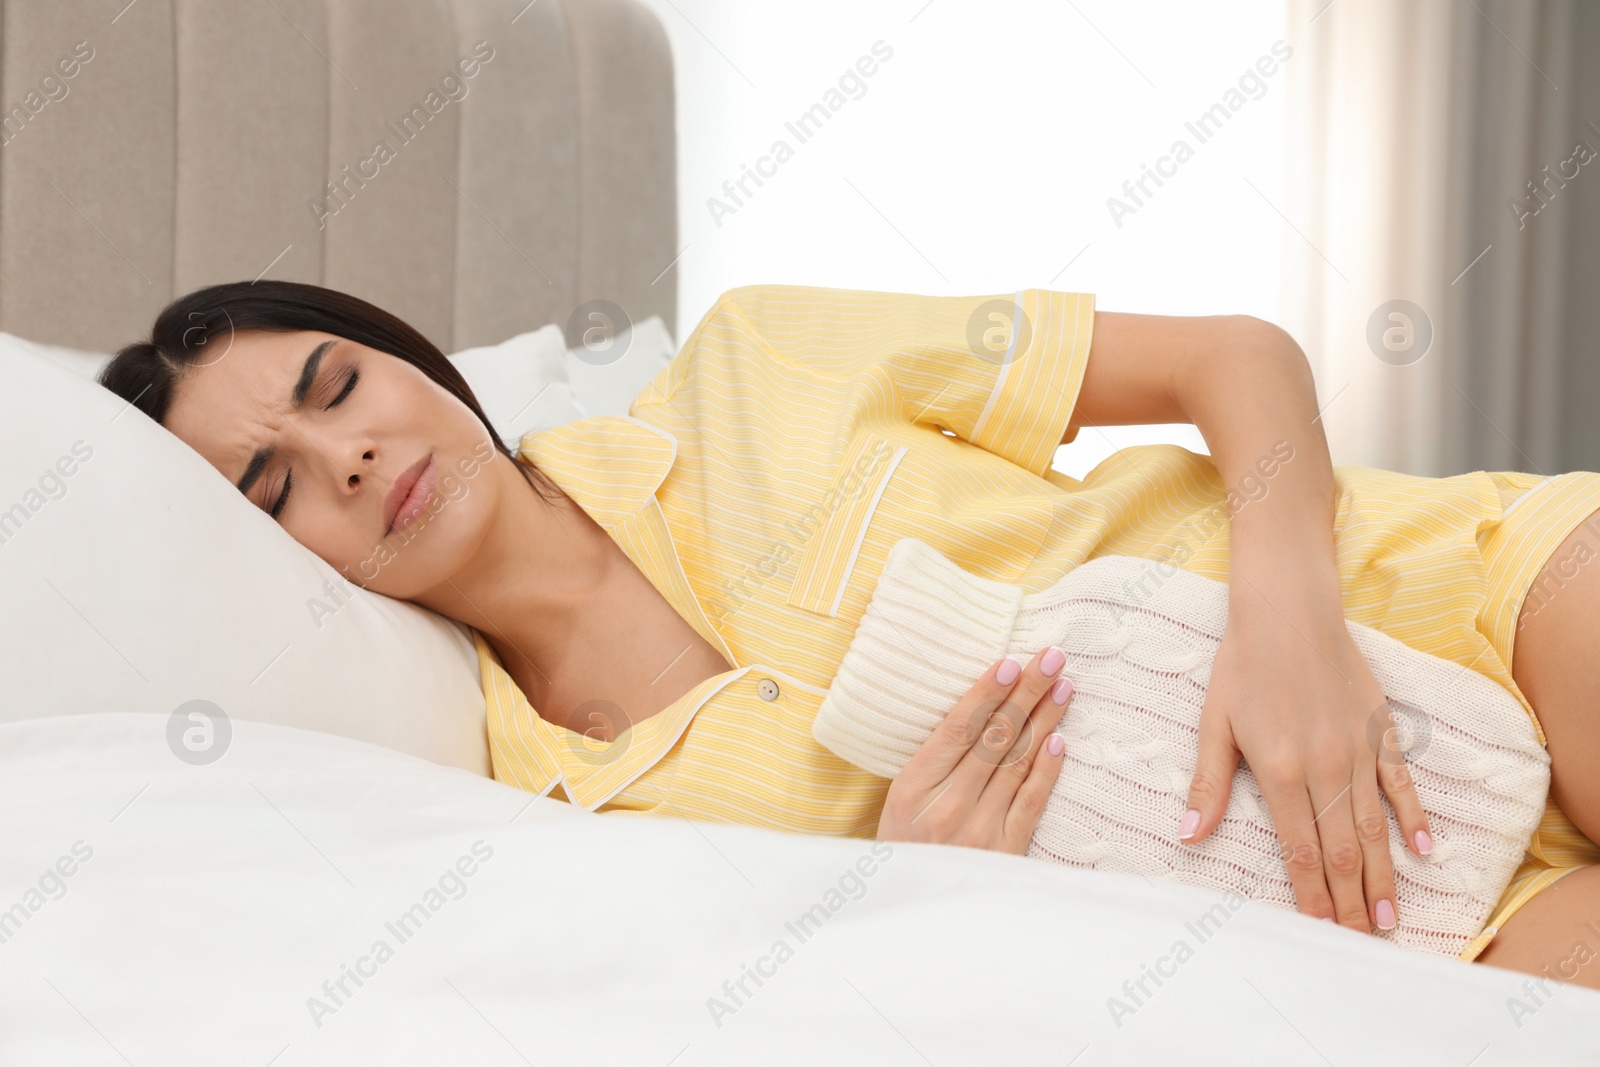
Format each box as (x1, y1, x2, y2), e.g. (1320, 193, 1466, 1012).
(515, 414, 677, 528)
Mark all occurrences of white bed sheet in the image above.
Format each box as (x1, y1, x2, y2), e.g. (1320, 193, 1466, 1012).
(1, 713, 1595, 1066)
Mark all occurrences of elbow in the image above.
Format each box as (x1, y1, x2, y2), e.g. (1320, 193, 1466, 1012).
(1236, 314, 1313, 386)
(1235, 313, 1296, 349)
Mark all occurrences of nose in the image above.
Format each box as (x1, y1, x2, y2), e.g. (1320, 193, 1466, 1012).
(299, 422, 377, 494)
(340, 445, 376, 493)
(291, 413, 378, 498)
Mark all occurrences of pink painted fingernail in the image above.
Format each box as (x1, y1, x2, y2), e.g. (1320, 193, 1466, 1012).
(1047, 733, 1064, 757)
(1051, 677, 1073, 705)
(996, 657, 1021, 686)
(1375, 898, 1397, 930)
(1178, 809, 1200, 840)
(1040, 647, 1065, 675)
(1414, 829, 1433, 855)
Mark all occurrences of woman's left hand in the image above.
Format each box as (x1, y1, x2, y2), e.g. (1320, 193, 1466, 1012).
(1179, 579, 1434, 934)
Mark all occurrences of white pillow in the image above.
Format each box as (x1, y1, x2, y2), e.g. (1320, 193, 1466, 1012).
(0, 338, 491, 774)
(564, 313, 679, 419)
(447, 323, 586, 447)
(21, 336, 111, 380)
(448, 314, 679, 444)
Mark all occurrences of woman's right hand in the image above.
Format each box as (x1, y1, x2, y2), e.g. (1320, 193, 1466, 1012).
(875, 647, 1074, 855)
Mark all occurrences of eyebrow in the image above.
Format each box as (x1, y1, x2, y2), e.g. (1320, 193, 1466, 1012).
(235, 339, 338, 498)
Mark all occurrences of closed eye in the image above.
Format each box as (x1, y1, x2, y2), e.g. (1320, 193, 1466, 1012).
(270, 470, 292, 519)
(327, 366, 359, 407)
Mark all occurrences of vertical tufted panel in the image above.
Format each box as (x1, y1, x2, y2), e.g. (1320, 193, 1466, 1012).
(564, 0, 678, 345)
(0, 0, 675, 355)
(0, 0, 176, 351)
(448, 0, 580, 352)
(322, 0, 461, 352)
(172, 0, 328, 293)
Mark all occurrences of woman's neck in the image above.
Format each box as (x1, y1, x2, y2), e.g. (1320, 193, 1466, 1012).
(409, 453, 733, 736)
(412, 457, 617, 703)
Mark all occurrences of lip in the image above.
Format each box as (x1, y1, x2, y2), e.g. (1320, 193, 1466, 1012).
(383, 453, 436, 536)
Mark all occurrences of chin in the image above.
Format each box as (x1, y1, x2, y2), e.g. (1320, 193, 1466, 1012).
(364, 508, 488, 599)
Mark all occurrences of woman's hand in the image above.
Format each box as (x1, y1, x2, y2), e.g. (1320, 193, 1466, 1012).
(1181, 582, 1434, 934)
(876, 647, 1074, 854)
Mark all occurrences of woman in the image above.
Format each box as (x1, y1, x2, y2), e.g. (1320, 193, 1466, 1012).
(99, 279, 1600, 987)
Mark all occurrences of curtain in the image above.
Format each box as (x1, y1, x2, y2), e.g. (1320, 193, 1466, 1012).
(1280, 0, 1596, 477)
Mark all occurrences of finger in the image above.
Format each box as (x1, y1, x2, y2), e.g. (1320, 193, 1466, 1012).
(904, 655, 1024, 789)
(952, 646, 1065, 795)
(1181, 702, 1242, 845)
(1002, 696, 1070, 853)
(1262, 776, 1337, 920)
(1309, 777, 1370, 932)
(1350, 771, 1398, 933)
(977, 669, 1073, 825)
(1372, 704, 1433, 858)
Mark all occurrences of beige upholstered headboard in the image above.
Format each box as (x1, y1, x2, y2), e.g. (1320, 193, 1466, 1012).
(0, 0, 677, 355)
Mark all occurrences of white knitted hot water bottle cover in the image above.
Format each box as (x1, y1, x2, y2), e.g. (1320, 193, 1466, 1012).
(812, 537, 1551, 959)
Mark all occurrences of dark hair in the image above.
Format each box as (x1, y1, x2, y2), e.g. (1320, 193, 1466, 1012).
(97, 278, 562, 505)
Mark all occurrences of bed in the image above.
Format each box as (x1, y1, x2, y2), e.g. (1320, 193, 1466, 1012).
(1, 1, 1597, 1062)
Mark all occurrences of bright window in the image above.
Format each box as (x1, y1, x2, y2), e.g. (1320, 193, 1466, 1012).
(642, 0, 1289, 477)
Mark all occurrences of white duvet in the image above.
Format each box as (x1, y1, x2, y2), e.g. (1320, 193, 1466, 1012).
(1, 713, 1595, 1065)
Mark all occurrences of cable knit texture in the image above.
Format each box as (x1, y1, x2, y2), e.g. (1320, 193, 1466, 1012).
(813, 537, 1551, 959)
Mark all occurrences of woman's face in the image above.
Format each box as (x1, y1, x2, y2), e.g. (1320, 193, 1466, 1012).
(164, 328, 505, 599)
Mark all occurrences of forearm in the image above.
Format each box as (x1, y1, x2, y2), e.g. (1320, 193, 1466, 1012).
(1175, 319, 1342, 610)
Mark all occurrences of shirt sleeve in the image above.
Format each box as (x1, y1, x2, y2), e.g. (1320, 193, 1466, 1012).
(642, 283, 1097, 478)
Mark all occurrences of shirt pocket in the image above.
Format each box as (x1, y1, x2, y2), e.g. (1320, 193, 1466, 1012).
(786, 430, 909, 618)
(786, 428, 1060, 621)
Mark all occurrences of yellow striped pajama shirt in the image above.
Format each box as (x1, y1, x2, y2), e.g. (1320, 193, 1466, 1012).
(472, 283, 1600, 963)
